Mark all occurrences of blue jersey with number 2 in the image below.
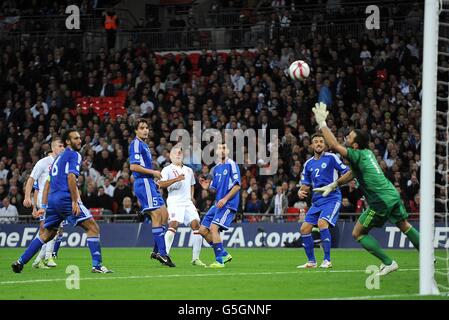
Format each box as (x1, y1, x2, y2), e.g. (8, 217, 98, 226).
(301, 152, 348, 205)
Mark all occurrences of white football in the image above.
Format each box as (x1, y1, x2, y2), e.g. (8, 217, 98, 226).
(288, 60, 310, 81)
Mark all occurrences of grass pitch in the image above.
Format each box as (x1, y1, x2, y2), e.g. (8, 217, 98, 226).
(0, 248, 448, 300)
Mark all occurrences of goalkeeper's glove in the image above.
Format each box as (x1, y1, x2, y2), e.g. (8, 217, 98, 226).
(312, 102, 329, 129)
(313, 181, 338, 197)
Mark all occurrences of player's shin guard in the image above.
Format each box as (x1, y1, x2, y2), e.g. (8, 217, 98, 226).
(301, 233, 316, 263)
(404, 226, 420, 250)
(45, 238, 56, 259)
(164, 227, 176, 255)
(20, 236, 45, 265)
(319, 228, 332, 261)
(152, 227, 167, 256)
(87, 236, 102, 267)
(192, 231, 203, 261)
(358, 235, 393, 265)
(53, 235, 63, 257)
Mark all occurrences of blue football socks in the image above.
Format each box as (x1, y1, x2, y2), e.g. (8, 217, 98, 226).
(320, 228, 332, 261)
(301, 233, 316, 263)
(152, 227, 167, 256)
(19, 236, 45, 264)
(87, 236, 102, 267)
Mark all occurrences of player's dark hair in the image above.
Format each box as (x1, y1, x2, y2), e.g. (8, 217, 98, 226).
(63, 129, 78, 146)
(135, 119, 148, 131)
(311, 133, 324, 141)
(353, 129, 370, 149)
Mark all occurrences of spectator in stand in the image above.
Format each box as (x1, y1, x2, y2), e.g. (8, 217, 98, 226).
(341, 180, 362, 208)
(103, 178, 115, 198)
(265, 186, 288, 223)
(140, 94, 154, 116)
(82, 183, 98, 209)
(0, 197, 18, 223)
(96, 186, 114, 213)
(117, 196, 138, 218)
(406, 173, 420, 201)
(246, 191, 262, 214)
(99, 76, 116, 97)
(103, 9, 119, 51)
(113, 177, 133, 207)
(340, 197, 355, 214)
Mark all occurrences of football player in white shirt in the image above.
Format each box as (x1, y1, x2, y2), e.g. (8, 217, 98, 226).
(23, 138, 65, 269)
(158, 146, 206, 267)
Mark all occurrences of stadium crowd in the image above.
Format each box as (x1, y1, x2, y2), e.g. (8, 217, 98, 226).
(0, 8, 441, 224)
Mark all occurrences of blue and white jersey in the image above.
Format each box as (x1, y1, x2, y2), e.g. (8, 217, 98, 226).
(209, 158, 241, 211)
(49, 147, 81, 195)
(301, 152, 349, 205)
(129, 138, 154, 179)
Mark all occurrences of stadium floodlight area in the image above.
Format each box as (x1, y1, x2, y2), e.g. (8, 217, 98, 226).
(421, 0, 449, 295)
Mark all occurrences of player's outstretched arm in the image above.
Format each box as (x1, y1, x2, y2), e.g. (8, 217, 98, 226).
(313, 102, 348, 158)
(130, 164, 161, 179)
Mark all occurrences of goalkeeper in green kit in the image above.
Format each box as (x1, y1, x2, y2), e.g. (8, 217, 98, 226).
(312, 103, 420, 276)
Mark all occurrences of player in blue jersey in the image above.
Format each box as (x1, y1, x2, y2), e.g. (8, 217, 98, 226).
(12, 129, 113, 273)
(297, 133, 352, 269)
(129, 119, 175, 267)
(198, 143, 241, 268)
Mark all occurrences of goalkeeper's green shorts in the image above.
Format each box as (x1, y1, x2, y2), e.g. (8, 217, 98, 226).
(358, 200, 409, 229)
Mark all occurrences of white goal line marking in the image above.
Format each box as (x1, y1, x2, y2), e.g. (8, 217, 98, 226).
(0, 268, 425, 285)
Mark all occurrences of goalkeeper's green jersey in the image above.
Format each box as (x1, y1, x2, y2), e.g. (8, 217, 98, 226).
(346, 148, 401, 211)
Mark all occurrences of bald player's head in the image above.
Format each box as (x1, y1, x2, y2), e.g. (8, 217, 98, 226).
(170, 146, 184, 166)
(51, 138, 65, 156)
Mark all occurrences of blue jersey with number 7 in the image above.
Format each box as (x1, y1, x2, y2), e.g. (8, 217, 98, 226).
(300, 152, 348, 205)
(209, 158, 241, 211)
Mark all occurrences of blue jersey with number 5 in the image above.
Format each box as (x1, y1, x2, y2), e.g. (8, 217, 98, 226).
(210, 159, 241, 211)
(301, 152, 348, 205)
(49, 147, 82, 195)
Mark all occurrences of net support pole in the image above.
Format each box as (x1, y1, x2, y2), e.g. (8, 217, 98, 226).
(420, 0, 440, 295)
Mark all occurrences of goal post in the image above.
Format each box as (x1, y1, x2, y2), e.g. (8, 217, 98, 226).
(420, 0, 440, 295)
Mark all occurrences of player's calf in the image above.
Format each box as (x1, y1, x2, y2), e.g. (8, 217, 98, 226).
(12, 229, 57, 273)
(299, 224, 316, 265)
(190, 221, 205, 266)
(396, 220, 420, 250)
(164, 221, 178, 256)
(80, 218, 113, 273)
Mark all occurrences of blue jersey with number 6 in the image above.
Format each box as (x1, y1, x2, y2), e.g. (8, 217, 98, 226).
(300, 152, 348, 206)
(49, 147, 82, 195)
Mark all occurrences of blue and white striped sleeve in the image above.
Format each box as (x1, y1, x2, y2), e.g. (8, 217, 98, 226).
(129, 140, 142, 165)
